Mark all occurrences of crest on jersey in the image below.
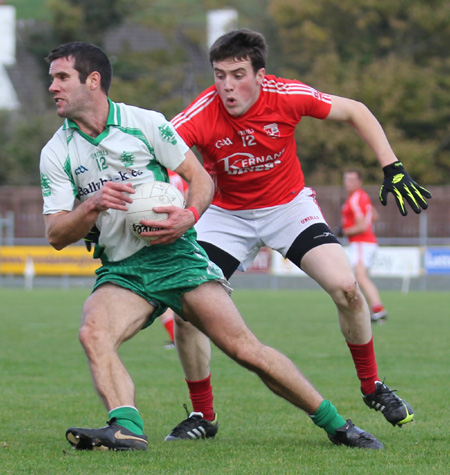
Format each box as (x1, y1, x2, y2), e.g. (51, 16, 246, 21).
(40, 173, 51, 197)
(158, 124, 178, 145)
(264, 123, 280, 138)
(120, 151, 135, 167)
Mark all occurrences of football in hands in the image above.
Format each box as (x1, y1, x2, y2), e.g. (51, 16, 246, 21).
(126, 181, 186, 241)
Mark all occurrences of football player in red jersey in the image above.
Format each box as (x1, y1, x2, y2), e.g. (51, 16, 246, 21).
(165, 29, 429, 440)
(341, 169, 388, 323)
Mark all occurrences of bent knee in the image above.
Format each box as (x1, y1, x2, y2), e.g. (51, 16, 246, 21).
(78, 319, 104, 351)
(331, 280, 365, 312)
(79, 304, 107, 352)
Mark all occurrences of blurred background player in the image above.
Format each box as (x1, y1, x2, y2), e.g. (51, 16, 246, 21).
(340, 169, 388, 323)
(159, 169, 190, 348)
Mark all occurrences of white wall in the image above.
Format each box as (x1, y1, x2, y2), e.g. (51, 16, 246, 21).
(206, 9, 238, 49)
(0, 5, 16, 65)
(0, 5, 19, 110)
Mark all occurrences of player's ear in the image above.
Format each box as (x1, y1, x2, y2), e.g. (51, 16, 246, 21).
(256, 68, 265, 85)
(86, 71, 101, 90)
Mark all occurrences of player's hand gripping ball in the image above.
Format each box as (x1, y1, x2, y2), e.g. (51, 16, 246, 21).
(126, 181, 186, 241)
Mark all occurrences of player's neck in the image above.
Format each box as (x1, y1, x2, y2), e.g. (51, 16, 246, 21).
(75, 98, 109, 137)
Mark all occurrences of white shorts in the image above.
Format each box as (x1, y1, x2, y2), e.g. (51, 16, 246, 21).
(195, 187, 332, 271)
(347, 242, 378, 268)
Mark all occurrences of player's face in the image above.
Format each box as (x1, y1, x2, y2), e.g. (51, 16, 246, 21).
(48, 56, 92, 119)
(213, 58, 265, 116)
(344, 172, 362, 193)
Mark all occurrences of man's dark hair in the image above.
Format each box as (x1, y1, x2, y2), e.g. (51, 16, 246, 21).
(46, 42, 112, 95)
(209, 29, 267, 73)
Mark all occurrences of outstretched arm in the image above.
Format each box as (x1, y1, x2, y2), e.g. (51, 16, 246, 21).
(326, 95, 398, 168)
(326, 95, 431, 215)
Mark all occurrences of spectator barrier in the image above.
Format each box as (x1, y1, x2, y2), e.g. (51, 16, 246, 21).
(1, 245, 449, 292)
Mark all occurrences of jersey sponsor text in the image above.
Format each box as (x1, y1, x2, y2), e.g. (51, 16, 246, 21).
(219, 148, 285, 175)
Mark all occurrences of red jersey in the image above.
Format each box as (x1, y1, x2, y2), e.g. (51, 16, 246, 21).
(171, 75, 332, 210)
(168, 169, 189, 198)
(341, 188, 377, 243)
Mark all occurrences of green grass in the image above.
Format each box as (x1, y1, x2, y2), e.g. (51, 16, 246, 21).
(1, 288, 449, 474)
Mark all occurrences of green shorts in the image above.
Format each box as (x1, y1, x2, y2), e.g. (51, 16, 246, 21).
(93, 233, 226, 328)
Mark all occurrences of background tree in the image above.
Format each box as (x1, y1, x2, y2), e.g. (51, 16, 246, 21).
(269, 0, 450, 184)
(0, 111, 61, 186)
(46, 0, 139, 46)
(4, 0, 449, 186)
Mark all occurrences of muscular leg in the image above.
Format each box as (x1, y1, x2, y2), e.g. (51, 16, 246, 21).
(299, 243, 380, 395)
(80, 283, 155, 410)
(174, 313, 211, 381)
(174, 241, 239, 388)
(182, 281, 323, 414)
(300, 243, 372, 345)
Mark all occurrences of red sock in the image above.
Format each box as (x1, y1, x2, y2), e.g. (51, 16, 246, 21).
(372, 304, 384, 314)
(186, 374, 215, 421)
(162, 317, 174, 342)
(347, 337, 379, 395)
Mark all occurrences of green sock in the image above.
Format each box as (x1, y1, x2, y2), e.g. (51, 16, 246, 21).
(108, 406, 144, 435)
(309, 400, 346, 436)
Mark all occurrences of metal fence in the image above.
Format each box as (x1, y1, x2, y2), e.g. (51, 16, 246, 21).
(1, 185, 449, 245)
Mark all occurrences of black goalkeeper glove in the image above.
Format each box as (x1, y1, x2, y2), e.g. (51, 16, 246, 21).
(379, 161, 432, 216)
(84, 225, 100, 252)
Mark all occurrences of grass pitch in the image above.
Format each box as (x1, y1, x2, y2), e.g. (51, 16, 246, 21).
(0, 288, 449, 474)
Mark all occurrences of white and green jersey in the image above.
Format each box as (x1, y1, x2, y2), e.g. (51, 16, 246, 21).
(40, 99, 189, 262)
